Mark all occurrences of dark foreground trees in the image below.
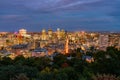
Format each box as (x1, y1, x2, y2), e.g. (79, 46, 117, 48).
(0, 47, 120, 80)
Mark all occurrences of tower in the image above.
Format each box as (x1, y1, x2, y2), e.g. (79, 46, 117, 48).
(65, 37, 69, 54)
(99, 34, 109, 50)
(60, 29, 65, 38)
(57, 28, 61, 39)
(48, 29, 53, 38)
(41, 29, 47, 40)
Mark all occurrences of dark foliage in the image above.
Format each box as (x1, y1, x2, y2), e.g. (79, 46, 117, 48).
(0, 47, 120, 80)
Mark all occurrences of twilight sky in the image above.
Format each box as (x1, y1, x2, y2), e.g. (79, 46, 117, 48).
(0, 0, 120, 32)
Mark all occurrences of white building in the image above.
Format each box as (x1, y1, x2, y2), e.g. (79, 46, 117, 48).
(19, 28, 31, 38)
(19, 29, 27, 36)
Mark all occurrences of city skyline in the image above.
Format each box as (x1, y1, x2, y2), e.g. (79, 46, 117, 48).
(0, 0, 120, 32)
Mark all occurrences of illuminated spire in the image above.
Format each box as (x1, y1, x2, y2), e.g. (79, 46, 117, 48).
(65, 37, 69, 54)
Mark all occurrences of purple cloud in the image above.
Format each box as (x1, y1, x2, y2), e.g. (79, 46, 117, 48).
(53, 0, 101, 9)
(0, 0, 120, 31)
(0, 15, 24, 19)
(22, 0, 102, 12)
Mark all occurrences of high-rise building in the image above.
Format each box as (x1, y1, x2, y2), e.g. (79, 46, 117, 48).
(99, 34, 109, 50)
(57, 28, 61, 39)
(18, 28, 31, 44)
(48, 29, 53, 38)
(60, 29, 65, 38)
(19, 29, 27, 36)
(41, 29, 47, 40)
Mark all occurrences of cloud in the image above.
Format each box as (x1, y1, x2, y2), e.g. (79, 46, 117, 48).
(53, 0, 101, 9)
(0, 15, 24, 19)
(0, 0, 120, 31)
(0, 15, 29, 23)
(0, 0, 103, 12)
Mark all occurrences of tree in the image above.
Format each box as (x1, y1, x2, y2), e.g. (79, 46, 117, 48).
(91, 47, 120, 75)
(0, 65, 16, 80)
(11, 73, 29, 80)
(23, 57, 36, 67)
(53, 54, 67, 67)
(59, 67, 79, 80)
(13, 55, 26, 65)
(1, 57, 13, 65)
(33, 57, 51, 71)
(92, 74, 120, 80)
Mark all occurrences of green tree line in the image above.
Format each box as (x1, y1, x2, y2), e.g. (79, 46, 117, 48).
(0, 47, 120, 80)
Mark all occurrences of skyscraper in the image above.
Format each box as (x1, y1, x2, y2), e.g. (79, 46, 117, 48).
(48, 29, 53, 38)
(41, 29, 47, 40)
(99, 34, 109, 50)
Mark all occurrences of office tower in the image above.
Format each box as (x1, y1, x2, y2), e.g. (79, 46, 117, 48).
(99, 34, 109, 50)
(41, 29, 47, 40)
(57, 28, 61, 39)
(48, 29, 53, 38)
